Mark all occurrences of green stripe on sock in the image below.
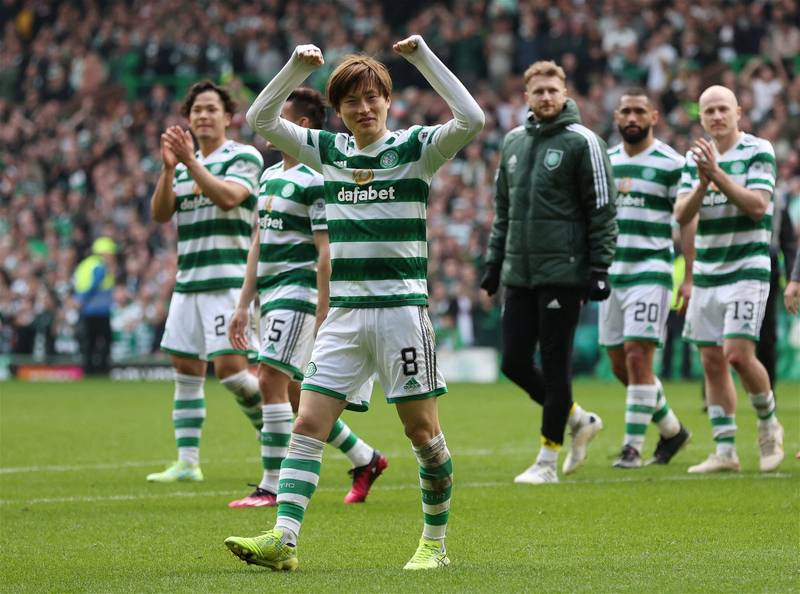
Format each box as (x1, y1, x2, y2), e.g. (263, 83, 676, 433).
(281, 457, 321, 475)
(419, 459, 453, 479)
(627, 404, 655, 414)
(651, 405, 669, 423)
(262, 457, 284, 470)
(624, 423, 648, 436)
(338, 433, 357, 453)
(277, 501, 305, 522)
(326, 419, 344, 442)
(278, 478, 317, 498)
(715, 436, 735, 444)
(262, 433, 291, 447)
(421, 487, 453, 505)
(424, 512, 450, 526)
(711, 416, 735, 426)
(174, 417, 204, 429)
(176, 437, 199, 447)
(174, 399, 205, 409)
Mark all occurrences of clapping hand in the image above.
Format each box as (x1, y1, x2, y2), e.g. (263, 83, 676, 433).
(691, 138, 719, 185)
(163, 126, 195, 165)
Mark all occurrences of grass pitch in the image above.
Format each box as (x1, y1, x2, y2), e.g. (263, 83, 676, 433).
(1, 378, 798, 593)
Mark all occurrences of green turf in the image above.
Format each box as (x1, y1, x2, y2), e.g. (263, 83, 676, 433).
(1, 379, 798, 593)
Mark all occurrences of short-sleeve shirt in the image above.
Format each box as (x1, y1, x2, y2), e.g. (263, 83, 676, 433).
(293, 125, 447, 308)
(679, 133, 776, 287)
(257, 161, 327, 315)
(607, 139, 685, 289)
(172, 140, 263, 293)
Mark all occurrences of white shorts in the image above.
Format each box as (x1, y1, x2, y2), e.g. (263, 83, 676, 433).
(599, 284, 671, 348)
(301, 306, 447, 412)
(160, 289, 256, 361)
(258, 309, 315, 381)
(683, 280, 769, 346)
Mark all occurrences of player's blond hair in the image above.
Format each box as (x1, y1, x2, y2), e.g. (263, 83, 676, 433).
(524, 61, 566, 85)
(327, 55, 393, 110)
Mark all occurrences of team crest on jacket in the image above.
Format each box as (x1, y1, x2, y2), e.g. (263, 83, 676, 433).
(352, 169, 374, 185)
(543, 148, 564, 171)
(508, 154, 518, 174)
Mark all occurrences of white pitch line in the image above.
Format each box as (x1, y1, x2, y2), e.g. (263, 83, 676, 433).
(0, 473, 792, 506)
(0, 448, 501, 475)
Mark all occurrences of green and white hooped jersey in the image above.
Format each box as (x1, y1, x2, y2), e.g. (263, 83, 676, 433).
(172, 140, 263, 293)
(608, 139, 684, 289)
(293, 125, 447, 308)
(679, 133, 775, 287)
(257, 161, 327, 315)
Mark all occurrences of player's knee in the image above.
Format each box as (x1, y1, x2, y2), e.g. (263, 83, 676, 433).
(257, 366, 284, 402)
(213, 360, 243, 380)
(723, 347, 751, 372)
(701, 350, 727, 376)
(292, 413, 325, 439)
(403, 419, 437, 445)
(623, 344, 649, 377)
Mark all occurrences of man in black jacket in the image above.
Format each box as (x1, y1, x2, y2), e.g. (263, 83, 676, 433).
(481, 61, 617, 484)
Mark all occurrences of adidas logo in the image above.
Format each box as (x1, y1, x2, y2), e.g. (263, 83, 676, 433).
(546, 299, 561, 309)
(742, 323, 753, 331)
(265, 343, 277, 355)
(645, 324, 655, 333)
(402, 377, 421, 392)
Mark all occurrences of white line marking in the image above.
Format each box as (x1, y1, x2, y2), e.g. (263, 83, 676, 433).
(0, 448, 501, 475)
(0, 473, 792, 506)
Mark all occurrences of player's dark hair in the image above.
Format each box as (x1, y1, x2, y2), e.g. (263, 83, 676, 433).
(287, 87, 327, 129)
(620, 88, 652, 104)
(180, 80, 237, 118)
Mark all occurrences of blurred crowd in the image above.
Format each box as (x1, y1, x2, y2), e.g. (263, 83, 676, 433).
(2, 0, 800, 363)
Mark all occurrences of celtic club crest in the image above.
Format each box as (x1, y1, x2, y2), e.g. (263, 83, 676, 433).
(543, 148, 564, 171)
(379, 150, 399, 168)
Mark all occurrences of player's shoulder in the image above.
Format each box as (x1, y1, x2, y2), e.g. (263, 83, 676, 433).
(294, 163, 324, 186)
(650, 139, 685, 168)
(739, 133, 774, 157)
(258, 161, 283, 182)
(223, 140, 264, 164)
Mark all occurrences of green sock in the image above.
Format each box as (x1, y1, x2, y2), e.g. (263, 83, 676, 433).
(275, 433, 324, 544)
(327, 419, 373, 467)
(173, 373, 205, 465)
(414, 433, 452, 542)
(624, 384, 657, 453)
(220, 369, 262, 430)
(259, 402, 293, 492)
(708, 405, 736, 457)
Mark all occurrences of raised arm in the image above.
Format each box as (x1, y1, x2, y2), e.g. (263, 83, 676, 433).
(246, 46, 325, 171)
(394, 35, 485, 159)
